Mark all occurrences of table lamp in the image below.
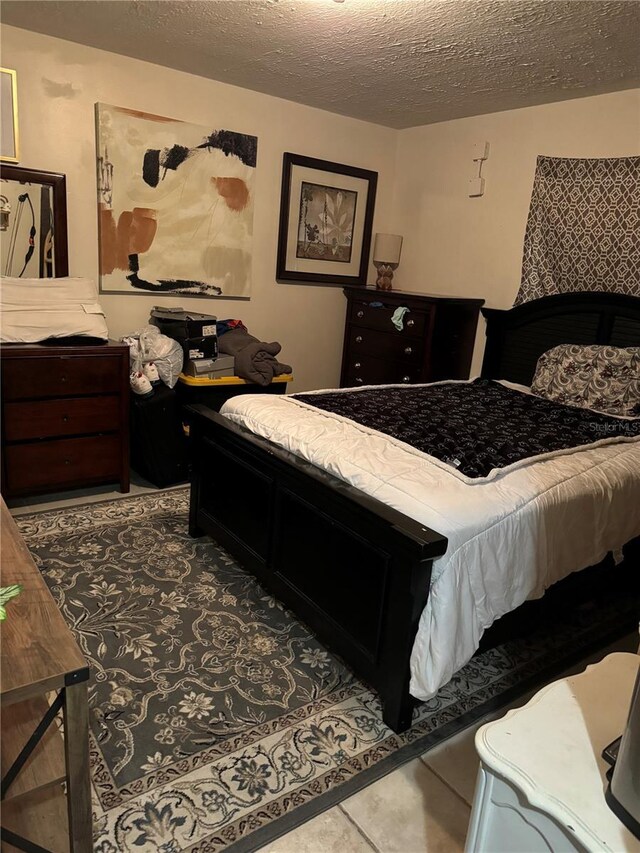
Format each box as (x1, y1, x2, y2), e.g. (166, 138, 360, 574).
(373, 233, 403, 291)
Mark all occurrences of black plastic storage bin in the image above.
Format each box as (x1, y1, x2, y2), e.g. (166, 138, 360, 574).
(150, 308, 218, 361)
(130, 384, 189, 487)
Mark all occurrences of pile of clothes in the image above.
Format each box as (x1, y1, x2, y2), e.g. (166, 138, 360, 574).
(217, 320, 292, 386)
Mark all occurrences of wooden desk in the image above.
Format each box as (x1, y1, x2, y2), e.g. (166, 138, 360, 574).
(0, 500, 92, 852)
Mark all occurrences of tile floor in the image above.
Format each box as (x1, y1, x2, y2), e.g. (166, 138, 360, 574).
(257, 631, 637, 853)
(7, 481, 638, 853)
(6, 471, 182, 516)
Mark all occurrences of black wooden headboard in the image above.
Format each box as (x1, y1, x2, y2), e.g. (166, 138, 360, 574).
(481, 292, 640, 385)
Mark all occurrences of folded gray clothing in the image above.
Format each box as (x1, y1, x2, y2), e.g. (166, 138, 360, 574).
(218, 329, 292, 386)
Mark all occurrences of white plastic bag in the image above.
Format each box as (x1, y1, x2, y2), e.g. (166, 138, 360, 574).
(122, 325, 183, 388)
(122, 335, 143, 375)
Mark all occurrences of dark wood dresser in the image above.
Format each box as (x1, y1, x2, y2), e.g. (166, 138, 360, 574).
(1, 340, 130, 498)
(341, 287, 484, 387)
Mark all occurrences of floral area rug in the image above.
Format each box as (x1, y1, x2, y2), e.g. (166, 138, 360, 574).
(16, 489, 638, 853)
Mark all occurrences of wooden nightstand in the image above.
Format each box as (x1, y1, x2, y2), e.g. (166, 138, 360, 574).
(1, 340, 130, 498)
(340, 287, 484, 387)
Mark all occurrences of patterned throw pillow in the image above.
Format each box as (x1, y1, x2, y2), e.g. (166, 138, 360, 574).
(531, 344, 640, 417)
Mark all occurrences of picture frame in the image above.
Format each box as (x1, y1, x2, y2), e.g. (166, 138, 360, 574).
(0, 68, 19, 163)
(276, 152, 377, 286)
(95, 103, 257, 299)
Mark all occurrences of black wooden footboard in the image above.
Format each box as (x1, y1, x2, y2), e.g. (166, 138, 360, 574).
(187, 404, 448, 733)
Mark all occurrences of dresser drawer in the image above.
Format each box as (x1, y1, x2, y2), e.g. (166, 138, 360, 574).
(350, 301, 429, 337)
(348, 327, 424, 363)
(4, 434, 121, 494)
(343, 354, 421, 387)
(3, 396, 120, 442)
(2, 355, 122, 401)
(341, 287, 483, 390)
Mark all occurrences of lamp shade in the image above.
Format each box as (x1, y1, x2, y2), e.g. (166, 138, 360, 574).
(373, 233, 403, 264)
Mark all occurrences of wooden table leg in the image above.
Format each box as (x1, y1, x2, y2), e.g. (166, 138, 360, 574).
(63, 682, 92, 852)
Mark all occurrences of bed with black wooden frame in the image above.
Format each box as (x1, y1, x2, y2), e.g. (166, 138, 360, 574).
(188, 292, 640, 733)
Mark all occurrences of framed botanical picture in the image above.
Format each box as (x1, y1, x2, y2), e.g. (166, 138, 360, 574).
(276, 152, 377, 286)
(1, 69, 19, 163)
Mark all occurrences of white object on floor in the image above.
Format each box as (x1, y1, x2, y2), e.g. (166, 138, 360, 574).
(220, 389, 640, 701)
(0, 276, 109, 342)
(465, 652, 640, 852)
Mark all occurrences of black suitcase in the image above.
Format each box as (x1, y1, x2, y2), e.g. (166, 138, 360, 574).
(130, 385, 189, 487)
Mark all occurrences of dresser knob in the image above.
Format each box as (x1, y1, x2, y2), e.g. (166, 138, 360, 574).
(404, 346, 413, 355)
(354, 362, 361, 369)
(406, 319, 415, 328)
(356, 310, 364, 318)
(355, 377, 363, 384)
(402, 375, 411, 383)
(64, 459, 71, 465)
(60, 376, 67, 383)
(355, 335, 363, 343)
(62, 415, 69, 423)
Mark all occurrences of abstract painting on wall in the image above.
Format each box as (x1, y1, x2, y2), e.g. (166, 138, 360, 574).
(96, 104, 257, 298)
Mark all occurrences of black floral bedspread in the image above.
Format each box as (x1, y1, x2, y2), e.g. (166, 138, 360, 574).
(294, 379, 639, 480)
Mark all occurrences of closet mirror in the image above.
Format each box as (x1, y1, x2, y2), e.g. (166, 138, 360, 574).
(0, 165, 68, 278)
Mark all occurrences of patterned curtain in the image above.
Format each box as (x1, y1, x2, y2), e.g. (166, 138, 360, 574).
(514, 156, 640, 306)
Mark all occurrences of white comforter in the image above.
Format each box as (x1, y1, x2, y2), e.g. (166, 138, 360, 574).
(220, 384, 640, 701)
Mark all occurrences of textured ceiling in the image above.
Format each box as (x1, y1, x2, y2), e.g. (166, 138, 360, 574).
(2, 0, 639, 128)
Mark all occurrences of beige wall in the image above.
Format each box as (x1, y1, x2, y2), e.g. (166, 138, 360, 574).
(0, 25, 397, 391)
(2, 23, 639, 385)
(391, 89, 640, 372)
